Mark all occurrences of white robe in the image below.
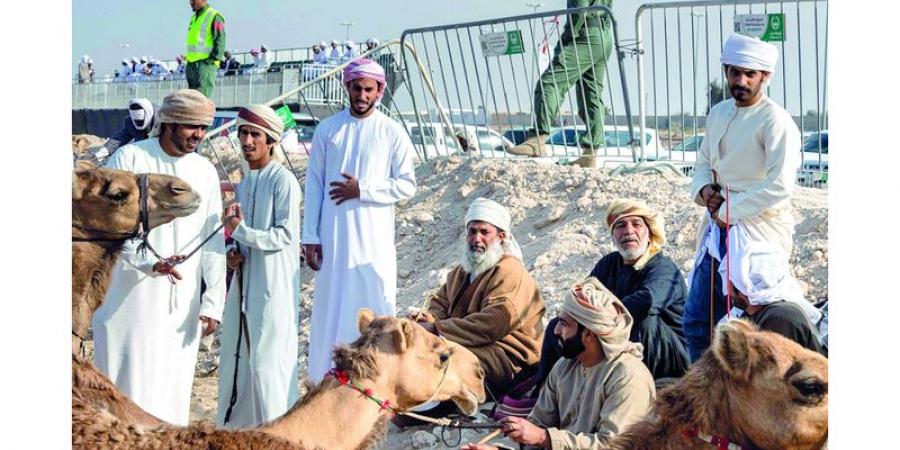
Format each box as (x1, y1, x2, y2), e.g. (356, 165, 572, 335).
(217, 162, 303, 428)
(689, 95, 801, 256)
(94, 139, 226, 425)
(302, 109, 417, 382)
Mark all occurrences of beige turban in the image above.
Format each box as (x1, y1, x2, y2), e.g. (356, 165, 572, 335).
(465, 197, 523, 261)
(561, 277, 644, 360)
(235, 104, 284, 143)
(720, 33, 779, 72)
(605, 198, 666, 270)
(150, 89, 215, 137)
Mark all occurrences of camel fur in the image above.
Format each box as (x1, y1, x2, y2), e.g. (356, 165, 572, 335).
(73, 308, 487, 450)
(71, 163, 200, 354)
(609, 320, 828, 450)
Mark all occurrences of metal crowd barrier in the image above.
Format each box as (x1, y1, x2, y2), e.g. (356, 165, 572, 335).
(634, 0, 828, 188)
(397, 4, 639, 165)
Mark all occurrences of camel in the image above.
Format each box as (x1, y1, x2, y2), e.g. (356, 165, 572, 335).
(72, 163, 201, 354)
(608, 320, 828, 450)
(73, 308, 487, 450)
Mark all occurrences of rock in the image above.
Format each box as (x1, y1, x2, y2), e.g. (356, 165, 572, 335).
(576, 195, 592, 210)
(398, 269, 412, 279)
(447, 156, 463, 164)
(414, 212, 434, 225)
(536, 206, 567, 229)
(584, 179, 598, 190)
(409, 430, 438, 448)
(459, 183, 475, 198)
(563, 178, 575, 188)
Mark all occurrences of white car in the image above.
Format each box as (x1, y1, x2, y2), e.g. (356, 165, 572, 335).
(666, 133, 704, 163)
(543, 125, 669, 168)
(406, 122, 514, 159)
(797, 130, 828, 187)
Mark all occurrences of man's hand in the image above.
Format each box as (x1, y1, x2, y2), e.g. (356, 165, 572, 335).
(329, 173, 361, 205)
(700, 184, 724, 214)
(200, 315, 219, 337)
(407, 310, 436, 324)
(223, 203, 243, 234)
(226, 248, 244, 270)
(303, 244, 323, 271)
(153, 255, 186, 281)
(500, 416, 548, 447)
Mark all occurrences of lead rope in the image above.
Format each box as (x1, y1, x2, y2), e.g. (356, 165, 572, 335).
(725, 186, 732, 318)
(222, 257, 245, 425)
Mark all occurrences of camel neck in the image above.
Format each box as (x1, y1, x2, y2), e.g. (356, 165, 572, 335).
(259, 377, 392, 450)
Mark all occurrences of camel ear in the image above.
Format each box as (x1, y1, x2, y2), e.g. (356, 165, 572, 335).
(391, 321, 415, 353)
(357, 308, 376, 332)
(712, 320, 761, 382)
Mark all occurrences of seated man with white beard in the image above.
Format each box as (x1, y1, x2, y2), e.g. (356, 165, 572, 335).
(412, 198, 546, 397)
(587, 199, 689, 379)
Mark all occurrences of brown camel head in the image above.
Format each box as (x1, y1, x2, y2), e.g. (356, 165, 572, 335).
(338, 309, 487, 416)
(657, 320, 828, 450)
(72, 163, 201, 239)
(71, 163, 201, 348)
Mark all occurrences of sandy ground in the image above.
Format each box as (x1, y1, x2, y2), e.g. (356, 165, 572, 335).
(81, 153, 828, 449)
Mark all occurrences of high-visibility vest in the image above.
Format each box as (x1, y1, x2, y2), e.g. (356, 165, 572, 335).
(185, 6, 222, 63)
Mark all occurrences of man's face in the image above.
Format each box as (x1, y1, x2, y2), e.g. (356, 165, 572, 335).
(347, 78, 380, 117)
(611, 216, 651, 263)
(466, 221, 504, 254)
(726, 65, 770, 104)
(165, 123, 207, 155)
(238, 126, 273, 167)
(332, 43, 338, 49)
(554, 312, 587, 359)
(224, 51, 231, 59)
(189, 0, 206, 12)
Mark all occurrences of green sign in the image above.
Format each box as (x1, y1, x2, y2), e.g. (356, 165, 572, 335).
(274, 105, 296, 129)
(480, 30, 525, 57)
(734, 13, 785, 42)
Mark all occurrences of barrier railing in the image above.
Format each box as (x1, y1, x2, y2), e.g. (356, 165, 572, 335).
(398, 4, 640, 166)
(634, 0, 828, 188)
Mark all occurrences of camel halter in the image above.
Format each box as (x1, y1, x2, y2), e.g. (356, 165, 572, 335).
(683, 428, 743, 450)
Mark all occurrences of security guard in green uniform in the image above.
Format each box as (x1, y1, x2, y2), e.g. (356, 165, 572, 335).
(186, 0, 226, 98)
(509, 0, 613, 168)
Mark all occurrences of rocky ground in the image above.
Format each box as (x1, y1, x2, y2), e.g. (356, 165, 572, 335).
(79, 149, 828, 449)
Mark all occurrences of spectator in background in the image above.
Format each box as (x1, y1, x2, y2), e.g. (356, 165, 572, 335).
(342, 40, 359, 61)
(328, 39, 342, 62)
(116, 58, 133, 81)
(175, 55, 187, 75)
(222, 50, 239, 75)
(365, 37, 380, 52)
(312, 42, 328, 65)
(259, 44, 271, 71)
(249, 48, 264, 73)
(78, 55, 93, 83)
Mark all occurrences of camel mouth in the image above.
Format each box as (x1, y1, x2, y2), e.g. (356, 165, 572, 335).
(451, 387, 482, 416)
(159, 200, 201, 217)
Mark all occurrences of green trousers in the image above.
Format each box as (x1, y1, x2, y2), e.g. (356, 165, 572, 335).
(534, 25, 613, 148)
(186, 59, 217, 98)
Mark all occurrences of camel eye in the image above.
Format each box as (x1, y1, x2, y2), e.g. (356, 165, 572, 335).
(439, 353, 450, 364)
(105, 189, 131, 203)
(793, 378, 827, 405)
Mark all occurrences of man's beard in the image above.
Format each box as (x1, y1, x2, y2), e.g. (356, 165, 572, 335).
(350, 97, 376, 116)
(460, 239, 504, 277)
(558, 332, 586, 359)
(615, 236, 649, 262)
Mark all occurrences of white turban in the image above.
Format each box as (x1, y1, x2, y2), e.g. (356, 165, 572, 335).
(720, 33, 779, 72)
(465, 198, 523, 261)
(721, 240, 821, 325)
(561, 277, 644, 360)
(128, 98, 155, 131)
